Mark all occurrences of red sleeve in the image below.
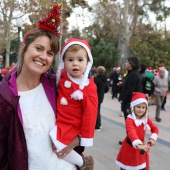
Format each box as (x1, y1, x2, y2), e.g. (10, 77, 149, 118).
(80, 82, 98, 141)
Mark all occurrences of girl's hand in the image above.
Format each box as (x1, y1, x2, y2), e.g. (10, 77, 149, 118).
(137, 144, 150, 152)
(148, 139, 155, 146)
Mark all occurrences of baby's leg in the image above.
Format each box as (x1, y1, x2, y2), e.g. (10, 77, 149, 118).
(49, 126, 83, 166)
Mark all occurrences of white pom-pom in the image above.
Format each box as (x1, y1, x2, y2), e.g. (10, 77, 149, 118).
(144, 124, 151, 131)
(64, 80, 71, 88)
(60, 97, 68, 105)
(70, 90, 83, 100)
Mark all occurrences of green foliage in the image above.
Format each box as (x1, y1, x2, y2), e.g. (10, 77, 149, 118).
(129, 24, 170, 71)
(91, 40, 118, 74)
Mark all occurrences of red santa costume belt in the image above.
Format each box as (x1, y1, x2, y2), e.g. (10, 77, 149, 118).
(126, 138, 145, 146)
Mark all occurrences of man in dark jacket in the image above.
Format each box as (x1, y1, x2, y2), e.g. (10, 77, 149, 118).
(119, 56, 142, 120)
(94, 66, 109, 131)
(110, 66, 121, 99)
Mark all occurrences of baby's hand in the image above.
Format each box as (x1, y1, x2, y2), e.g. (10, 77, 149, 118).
(56, 146, 71, 158)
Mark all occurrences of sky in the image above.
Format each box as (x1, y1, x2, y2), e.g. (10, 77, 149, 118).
(67, 0, 170, 32)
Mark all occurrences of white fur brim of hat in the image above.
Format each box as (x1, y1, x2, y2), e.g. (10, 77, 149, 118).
(130, 98, 148, 108)
(56, 40, 93, 100)
(116, 67, 120, 70)
(159, 67, 165, 70)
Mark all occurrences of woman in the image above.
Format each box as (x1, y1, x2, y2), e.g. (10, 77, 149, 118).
(153, 68, 168, 122)
(0, 4, 79, 170)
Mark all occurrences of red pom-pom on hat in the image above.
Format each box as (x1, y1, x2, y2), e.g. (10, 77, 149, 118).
(154, 69, 159, 75)
(147, 66, 152, 72)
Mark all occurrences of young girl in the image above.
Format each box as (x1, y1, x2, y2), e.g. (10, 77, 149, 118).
(50, 38, 98, 170)
(116, 92, 159, 170)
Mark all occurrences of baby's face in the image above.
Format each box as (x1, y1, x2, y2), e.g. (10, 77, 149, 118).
(64, 48, 88, 79)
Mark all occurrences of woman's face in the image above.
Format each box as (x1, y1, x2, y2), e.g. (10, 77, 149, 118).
(22, 36, 54, 76)
(125, 60, 132, 70)
(159, 70, 165, 78)
(134, 102, 147, 119)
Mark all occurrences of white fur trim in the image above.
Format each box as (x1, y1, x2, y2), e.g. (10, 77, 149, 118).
(64, 80, 71, 88)
(132, 139, 143, 148)
(130, 98, 148, 108)
(150, 133, 158, 141)
(56, 60, 64, 85)
(60, 97, 68, 105)
(70, 90, 83, 100)
(144, 124, 151, 131)
(116, 160, 146, 170)
(80, 137, 93, 147)
(60, 41, 93, 64)
(49, 126, 66, 151)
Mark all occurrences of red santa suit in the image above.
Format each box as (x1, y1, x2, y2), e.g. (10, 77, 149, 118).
(56, 70, 98, 146)
(116, 92, 159, 170)
(50, 38, 98, 166)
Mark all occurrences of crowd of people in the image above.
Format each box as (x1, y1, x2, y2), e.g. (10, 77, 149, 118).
(0, 3, 168, 170)
(110, 62, 169, 123)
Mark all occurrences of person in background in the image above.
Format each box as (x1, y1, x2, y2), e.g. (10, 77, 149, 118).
(159, 65, 169, 111)
(153, 67, 168, 122)
(110, 67, 116, 87)
(116, 92, 159, 170)
(139, 64, 146, 92)
(118, 56, 142, 145)
(111, 66, 121, 99)
(88, 66, 96, 78)
(94, 66, 109, 131)
(153, 69, 159, 78)
(143, 67, 155, 105)
(0, 4, 80, 170)
(152, 69, 159, 105)
(50, 38, 98, 170)
(119, 56, 142, 120)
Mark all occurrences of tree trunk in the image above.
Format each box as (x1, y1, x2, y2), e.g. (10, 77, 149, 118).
(5, 0, 14, 67)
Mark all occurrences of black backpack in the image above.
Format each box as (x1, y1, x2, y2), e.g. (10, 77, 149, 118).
(143, 77, 155, 94)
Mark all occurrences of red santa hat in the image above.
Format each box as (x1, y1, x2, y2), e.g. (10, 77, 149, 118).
(159, 65, 165, 70)
(154, 69, 159, 75)
(115, 66, 121, 70)
(129, 92, 150, 130)
(56, 38, 93, 100)
(147, 66, 152, 72)
(130, 92, 148, 108)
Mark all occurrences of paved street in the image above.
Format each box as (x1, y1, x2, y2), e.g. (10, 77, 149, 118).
(84, 90, 170, 170)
